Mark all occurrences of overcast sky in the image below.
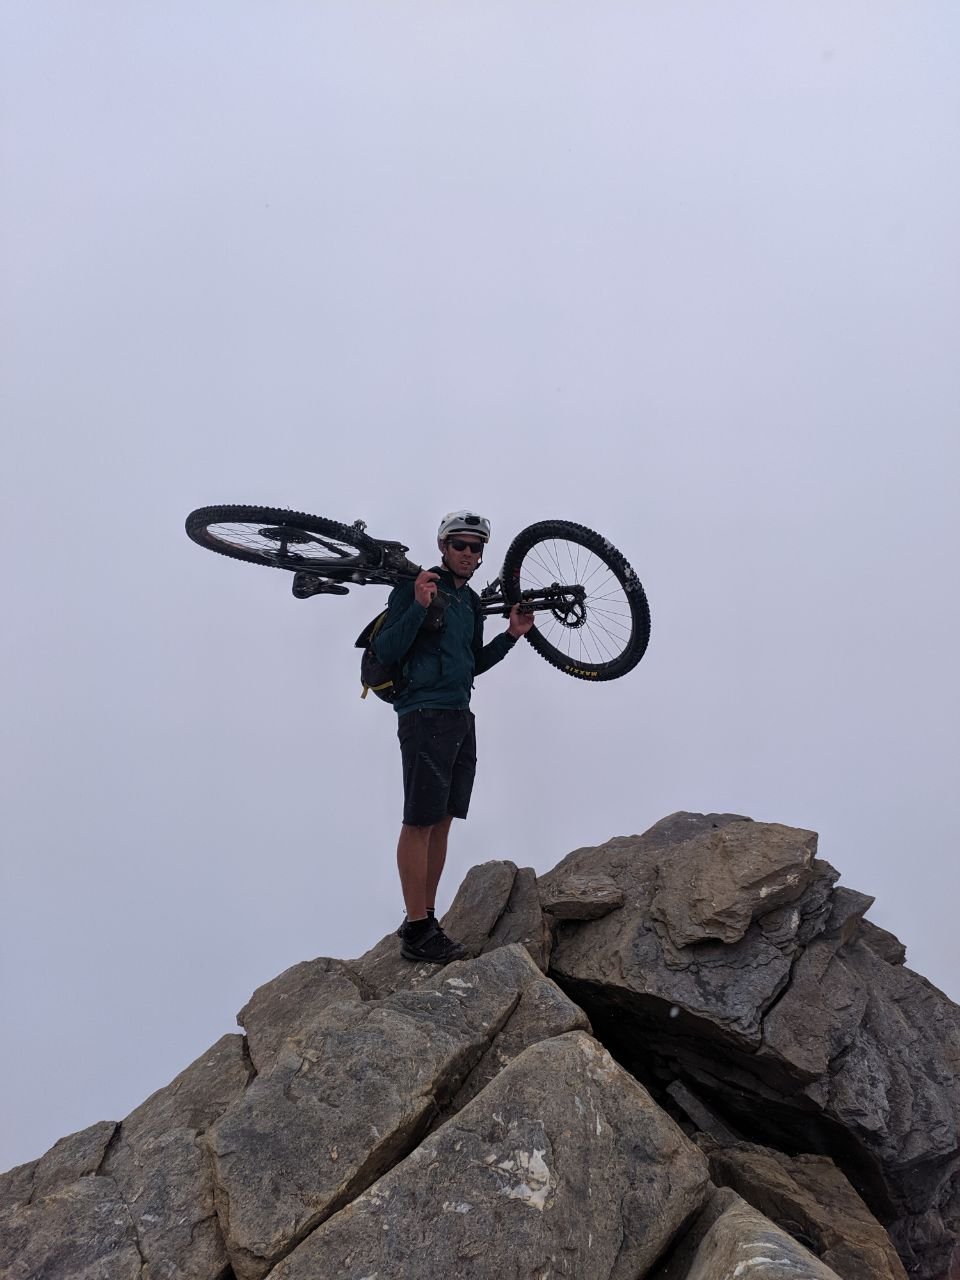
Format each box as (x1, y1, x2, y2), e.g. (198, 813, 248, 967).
(2, 2, 958, 1173)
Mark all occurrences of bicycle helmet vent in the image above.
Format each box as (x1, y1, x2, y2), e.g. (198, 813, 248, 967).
(437, 510, 491, 543)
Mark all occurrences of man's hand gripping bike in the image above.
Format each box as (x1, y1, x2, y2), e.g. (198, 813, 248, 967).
(185, 506, 650, 681)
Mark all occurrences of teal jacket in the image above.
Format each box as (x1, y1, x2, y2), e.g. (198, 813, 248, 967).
(373, 567, 517, 714)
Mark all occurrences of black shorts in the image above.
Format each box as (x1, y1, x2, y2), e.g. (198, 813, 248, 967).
(398, 708, 477, 827)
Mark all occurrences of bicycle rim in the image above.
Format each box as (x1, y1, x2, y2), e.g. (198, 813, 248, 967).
(185, 505, 374, 571)
(501, 520, 650, 680)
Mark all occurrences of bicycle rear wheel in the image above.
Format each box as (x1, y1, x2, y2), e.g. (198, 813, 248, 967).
(185, 505, 377, 572)
(501, 520, 650, 680)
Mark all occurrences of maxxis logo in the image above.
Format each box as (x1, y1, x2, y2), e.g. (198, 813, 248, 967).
(564, 665, 599, 678)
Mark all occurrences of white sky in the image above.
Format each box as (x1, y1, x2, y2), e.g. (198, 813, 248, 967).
(2, 1, 958, 1172)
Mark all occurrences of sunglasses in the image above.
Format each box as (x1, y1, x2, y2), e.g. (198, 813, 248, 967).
(448, 537, 484, 554)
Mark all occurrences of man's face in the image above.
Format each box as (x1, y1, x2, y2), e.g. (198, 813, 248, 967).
(442, 534, 485, 578)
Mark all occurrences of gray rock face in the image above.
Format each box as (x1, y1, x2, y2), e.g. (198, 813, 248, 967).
(0, 1119, 116, 1211)
(549, 814, 837, 1050)
(546, 812, 960, 1280)
(352, 860, 549, 1000)
(0, 1175, 143, 1280)
(704, 1139, 908, 1280)
(650, 821, 819, 948)
(101, 1032, 253, 1280)
(538, 871, 625, 920)
(439, 943, 592, 1116)
(270, 1031, 710, 1280)
(206, 949, 524, 1280)
(681, 1193, 844, 1279)
(237, 955, 368, 1071)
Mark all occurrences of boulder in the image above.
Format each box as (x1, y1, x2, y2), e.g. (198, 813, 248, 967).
(650, 821, 819, 947)
(0, 1119, 116, 1211)
(101, 1032, 252, 1280)
(438, 942, 591, 1116)
(538, 871, 625, 920)
(705, 1139, 908, 1280)
(205, 948, 523, 1280)
(269, 1031, 710, 1280)
(679, 1192, 844, 1279)
(352, 859, 550, 998)
(237, 955, 368, 1072)
(549, 813, 838, 1051)
(0, 1175, 142, 1280)
(546, 812, 960, 1280)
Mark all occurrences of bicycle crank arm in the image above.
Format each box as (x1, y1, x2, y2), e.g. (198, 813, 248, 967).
(481, 585, 586, 618)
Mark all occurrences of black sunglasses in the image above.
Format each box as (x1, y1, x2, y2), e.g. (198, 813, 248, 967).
(448, 537, 484, 554)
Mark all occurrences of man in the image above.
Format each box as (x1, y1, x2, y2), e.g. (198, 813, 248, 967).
(373, 511, 534, 964)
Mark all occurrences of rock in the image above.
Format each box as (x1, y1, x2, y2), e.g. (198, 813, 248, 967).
(825, 887, 875, 945)
(237, 955, 368, 1072)
(546, 812, 960, 1280)
(205, 949, 523, 1280)
(440, 858, 520, 946)
(859, 917, 907, 965)
(485, 865, 552, 970)
(650, 821, 819, 948)
(0, 1176, 142, 1280)
(269, 1030, 710, 1280)
(705, 1139, 908, 1280)
(351, 859, 523, 998)
(549, 814, 839, 1051)
(650, 1186, 740, 1280)
(4, 811, 956, 1280)
(101, 1032, 252, 1280)
(538, 871, 625, 920)
(0, 1160, 35, 1214)
(760, 933, 869, 1081)
(680, 1192, 844, 1278)
(667, 1080, 742, 1144)
(439, 943, 591, 1115)
(351, 860, 552, 998)
(0, 1119, 117, 1212)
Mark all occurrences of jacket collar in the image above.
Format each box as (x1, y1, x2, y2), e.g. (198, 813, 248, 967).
(432, 564, 469, 592)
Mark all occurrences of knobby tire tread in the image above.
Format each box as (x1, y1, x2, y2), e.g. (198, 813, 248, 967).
(184, 505, 377, 572)
(500, 519, 650, 681)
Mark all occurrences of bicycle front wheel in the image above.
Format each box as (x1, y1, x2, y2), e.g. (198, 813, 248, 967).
(501, 520, 650, 680)
(185, 506, 377, 572)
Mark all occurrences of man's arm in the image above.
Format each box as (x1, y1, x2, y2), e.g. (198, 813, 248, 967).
(373, 583, 428, 665)
(473, 602, 534, 676)
(372, 570, 440, 665)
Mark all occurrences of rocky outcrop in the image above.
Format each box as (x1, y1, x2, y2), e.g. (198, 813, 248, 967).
(547, 812, 960, 1278)
(702, 1138, 908, 1280)
(3, 813, 957, 1280)
(270, 1031, 709, 1280)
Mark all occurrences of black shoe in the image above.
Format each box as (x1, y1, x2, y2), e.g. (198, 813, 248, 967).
(399, 920, 466, 965)
(396, 911, 436, 938)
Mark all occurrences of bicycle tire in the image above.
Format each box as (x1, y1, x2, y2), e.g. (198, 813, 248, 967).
(500, 520, 650, 681)
(185, 505, 379, 572)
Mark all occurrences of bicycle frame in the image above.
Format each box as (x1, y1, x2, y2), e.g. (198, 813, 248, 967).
(289, 531, 587, 620)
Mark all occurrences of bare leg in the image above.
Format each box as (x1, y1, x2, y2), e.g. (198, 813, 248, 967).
(397, 823, 433, 920)
(425, 815, 454, 912)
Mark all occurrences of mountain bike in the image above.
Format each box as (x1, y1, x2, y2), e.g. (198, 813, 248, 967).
(185, 505, 650, 681)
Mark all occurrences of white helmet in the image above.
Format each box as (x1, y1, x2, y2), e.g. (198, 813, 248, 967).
(437, 510, 491, 543)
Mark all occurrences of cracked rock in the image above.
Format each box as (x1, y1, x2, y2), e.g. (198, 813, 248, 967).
(269, 1030, 709, 1280)
(205, 948, 524, 1280)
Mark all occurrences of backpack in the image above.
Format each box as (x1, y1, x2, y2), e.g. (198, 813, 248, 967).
(355, 594, 449, 702)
